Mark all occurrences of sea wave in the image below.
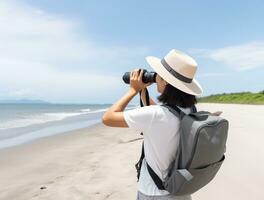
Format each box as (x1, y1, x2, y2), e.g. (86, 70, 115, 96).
(84, 108, 109, 113)
(0, 108, 108, 130)
(80, 108, 91, 112)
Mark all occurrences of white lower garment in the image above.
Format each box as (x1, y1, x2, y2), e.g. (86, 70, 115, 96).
(136, 190, 193, 200)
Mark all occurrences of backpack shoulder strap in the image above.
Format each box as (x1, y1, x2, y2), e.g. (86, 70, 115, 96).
(160, 104, 186, 120)
(161, 104, 197, 117)
(136, 141, 166, 190)
(146, 159, 165, 190)
(135, 141, 145, 181)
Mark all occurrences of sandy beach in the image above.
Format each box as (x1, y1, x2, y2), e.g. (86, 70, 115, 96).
(0, 103, 264, 200)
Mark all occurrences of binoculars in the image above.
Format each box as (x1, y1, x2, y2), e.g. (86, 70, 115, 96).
(122, 69, 157, 84)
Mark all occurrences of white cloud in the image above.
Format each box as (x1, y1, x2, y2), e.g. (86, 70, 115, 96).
(0, 60, 122, 101)
(188, 41, 264, 71)
(0, 1, 149, 103)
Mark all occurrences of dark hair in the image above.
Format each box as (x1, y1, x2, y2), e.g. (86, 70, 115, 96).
(157, 84, 197, 108)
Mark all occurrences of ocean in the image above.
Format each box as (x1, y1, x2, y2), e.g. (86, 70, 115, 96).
(0, 104, 138, 149)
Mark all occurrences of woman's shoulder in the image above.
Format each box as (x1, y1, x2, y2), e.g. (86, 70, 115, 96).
(137, 104, 191, 112)
(128, 105, 165, 118)
(130, 104, 192, 115)
(157, 104, 192, 115)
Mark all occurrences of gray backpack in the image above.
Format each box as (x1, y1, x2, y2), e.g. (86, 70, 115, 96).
(135, 103, 229, 196)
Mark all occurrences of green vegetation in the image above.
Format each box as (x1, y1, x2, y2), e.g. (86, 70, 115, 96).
(197, 90, 264, 105)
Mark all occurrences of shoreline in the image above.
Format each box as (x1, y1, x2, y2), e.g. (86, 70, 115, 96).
(0, 118, 102, 150)
(0, 121, 102, 152)
(0, 103, 264, 199)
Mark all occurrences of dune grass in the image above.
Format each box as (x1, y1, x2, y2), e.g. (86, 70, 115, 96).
(197, 90, 264, 105)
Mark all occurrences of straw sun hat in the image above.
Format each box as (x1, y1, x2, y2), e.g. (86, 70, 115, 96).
(146, 49, 203, 96)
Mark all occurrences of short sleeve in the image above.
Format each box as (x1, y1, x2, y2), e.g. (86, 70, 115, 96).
(123, 105, 156, 133)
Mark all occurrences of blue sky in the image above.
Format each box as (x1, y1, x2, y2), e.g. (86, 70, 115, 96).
(0, 0, 264, 104)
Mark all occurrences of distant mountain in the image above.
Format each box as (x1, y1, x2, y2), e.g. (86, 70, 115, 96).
(0, 99, 50, 104)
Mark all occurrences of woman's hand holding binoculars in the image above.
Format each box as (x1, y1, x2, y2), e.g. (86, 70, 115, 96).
(129, 68, 154, 94)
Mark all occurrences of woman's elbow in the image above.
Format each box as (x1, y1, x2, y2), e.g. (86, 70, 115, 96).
(101, 112, 128, 128)
(102, 113, 109, 126)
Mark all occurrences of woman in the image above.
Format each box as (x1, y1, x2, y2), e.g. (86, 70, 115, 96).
(102, 49, 203, 200)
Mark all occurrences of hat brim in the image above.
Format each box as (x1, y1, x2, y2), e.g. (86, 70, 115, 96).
(146, 56, 203, 96)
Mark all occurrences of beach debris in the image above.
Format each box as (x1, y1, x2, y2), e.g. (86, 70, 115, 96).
(118, 137, 143, 143)
(40, 186, 47, 190)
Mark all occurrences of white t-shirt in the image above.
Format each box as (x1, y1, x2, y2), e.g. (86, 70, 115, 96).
(123, 104, 192, 197)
